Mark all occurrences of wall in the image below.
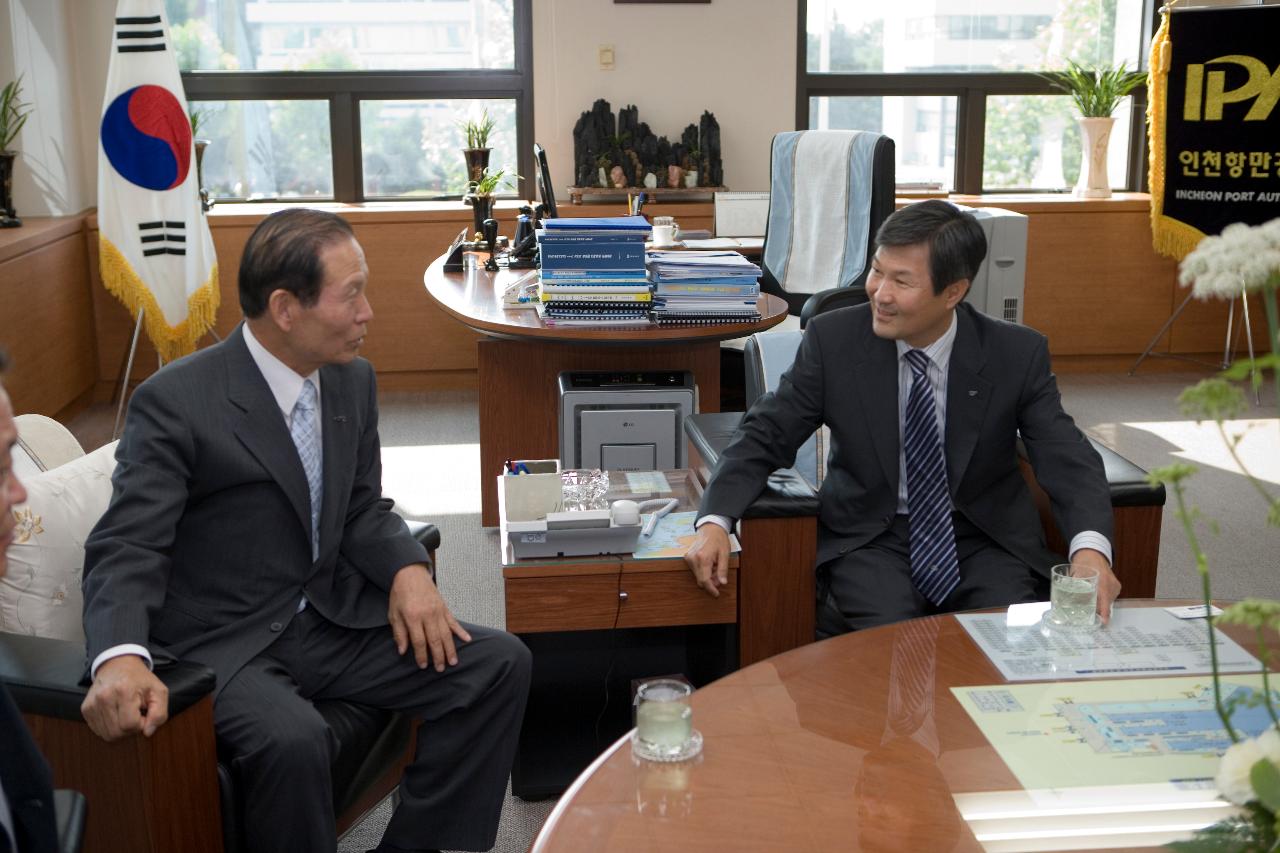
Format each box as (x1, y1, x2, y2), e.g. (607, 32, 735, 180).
(494, 0, 793, 197)
(0, 0, 95, 217)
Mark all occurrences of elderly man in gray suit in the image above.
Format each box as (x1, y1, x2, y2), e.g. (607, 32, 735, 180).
(80, 209, 530, 853)
(686, 200, 1121, 635)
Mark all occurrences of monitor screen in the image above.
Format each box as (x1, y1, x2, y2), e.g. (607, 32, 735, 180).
(533, 142, 558, 220)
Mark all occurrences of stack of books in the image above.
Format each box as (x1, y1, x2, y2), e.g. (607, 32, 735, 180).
(646, 250, 763, 326)
(536, 215, 653, 327)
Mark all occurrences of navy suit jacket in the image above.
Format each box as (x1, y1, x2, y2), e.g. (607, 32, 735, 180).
(82, 325, 428, 696)
(699, 302, 1112, 572)
(0, 684, 57, 853)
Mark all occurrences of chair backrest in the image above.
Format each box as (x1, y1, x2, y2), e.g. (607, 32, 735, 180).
(742, 329, 822, 487)
(760, 130, 896, 316)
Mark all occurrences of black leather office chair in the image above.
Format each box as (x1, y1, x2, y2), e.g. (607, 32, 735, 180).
(721, 129, 896, 408)
(0, 521, 439, 853)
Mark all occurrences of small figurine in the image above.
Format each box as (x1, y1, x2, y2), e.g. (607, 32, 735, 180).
(667, 165, 685, 189)
(610, 164, 628, 188)
(643, 172, 658, 189)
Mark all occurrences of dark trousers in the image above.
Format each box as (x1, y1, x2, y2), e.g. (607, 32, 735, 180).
(816, 513, 1049, 638)
(213, 605, 531, 853)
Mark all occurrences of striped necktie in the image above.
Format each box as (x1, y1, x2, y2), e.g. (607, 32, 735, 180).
(903, 349, 959, 605)
(290, 379, 322, 559)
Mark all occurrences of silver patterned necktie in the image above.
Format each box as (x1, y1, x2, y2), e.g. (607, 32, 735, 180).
(903, 349, 960, 605)
(290, 379, 322, 559)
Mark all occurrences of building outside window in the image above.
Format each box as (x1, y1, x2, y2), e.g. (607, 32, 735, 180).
(169, 0, 532, 203)
(801, 0, 1150, 193)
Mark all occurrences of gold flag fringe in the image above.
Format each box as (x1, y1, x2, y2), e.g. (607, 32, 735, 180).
(1147, 2, 1206, 261)
(99, 236, 220, 363)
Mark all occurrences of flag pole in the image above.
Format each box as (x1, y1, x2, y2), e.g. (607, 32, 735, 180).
(113, 307, 146, 440)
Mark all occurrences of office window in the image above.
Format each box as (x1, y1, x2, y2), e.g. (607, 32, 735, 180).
(800, 0, 1152, 193)
(982, 95, 1135, 191)
(170, 0, 532, 203)
(811, 95, 957, 191)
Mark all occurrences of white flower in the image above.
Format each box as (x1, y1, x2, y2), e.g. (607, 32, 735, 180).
(1180, 217, 1280, 299)
(1216, 729, 1280, 806)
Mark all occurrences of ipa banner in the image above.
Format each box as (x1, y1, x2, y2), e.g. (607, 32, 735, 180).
(98, 0, 218, 362)
(1148, 4, 1280, 260)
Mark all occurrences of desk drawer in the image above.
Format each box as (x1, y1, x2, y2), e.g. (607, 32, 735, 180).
(505, 569, 736, 633)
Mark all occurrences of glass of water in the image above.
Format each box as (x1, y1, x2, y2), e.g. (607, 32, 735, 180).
(632, 679, 702, 762)
(1047, 563, 1100, 629)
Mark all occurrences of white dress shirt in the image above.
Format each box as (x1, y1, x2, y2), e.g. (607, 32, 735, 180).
(91, 324, 322, 678)
(698, 311, 1112, 567)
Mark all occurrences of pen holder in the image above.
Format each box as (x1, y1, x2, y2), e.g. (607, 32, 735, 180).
(499, 459, 562, 522)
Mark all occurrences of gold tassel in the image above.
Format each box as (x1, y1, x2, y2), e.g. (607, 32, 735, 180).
(99, 236, 220, 363)
(1147, 1, 1205, 261)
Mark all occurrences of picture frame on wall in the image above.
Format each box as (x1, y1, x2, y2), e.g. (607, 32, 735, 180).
(614, 1, 710, 4)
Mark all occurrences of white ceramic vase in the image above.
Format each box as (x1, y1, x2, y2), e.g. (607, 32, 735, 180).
(1074, 116, 1115, 199)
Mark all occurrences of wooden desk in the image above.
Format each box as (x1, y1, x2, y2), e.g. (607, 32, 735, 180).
(422, 256, 789, 525)
(531, 601, 1263, 852)
(502, 470, 740, 798)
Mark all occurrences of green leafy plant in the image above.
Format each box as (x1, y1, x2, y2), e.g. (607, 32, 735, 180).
(460, 109, 496, 149)
(0, 75, 33, 152)
(188, 106, 210, 139)
(1039, 61, 1147, 118)
(468, 167, 518, 197)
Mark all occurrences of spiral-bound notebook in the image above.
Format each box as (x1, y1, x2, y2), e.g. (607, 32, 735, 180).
(654, 313, 762, 326)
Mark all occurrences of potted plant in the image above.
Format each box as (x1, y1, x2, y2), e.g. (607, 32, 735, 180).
(465, 167, 517, 237)
(0, 74, 33, 228)
(1041, 61, 1147, 198)
(460, 109, 496, 184)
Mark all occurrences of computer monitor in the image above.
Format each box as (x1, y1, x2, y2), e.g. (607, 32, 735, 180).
(533, 142, 558, 220)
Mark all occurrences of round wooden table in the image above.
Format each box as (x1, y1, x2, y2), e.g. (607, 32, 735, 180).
(530, 602, 1259, 853)
(423, 256, 789, 525)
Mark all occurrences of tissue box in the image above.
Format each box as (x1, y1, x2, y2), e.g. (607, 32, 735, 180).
(499, 459, 562, 522)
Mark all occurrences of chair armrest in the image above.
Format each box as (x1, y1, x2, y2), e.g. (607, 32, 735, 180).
(406, 520, 441, 553)
(799, 282, 869, 328)
(0, 631, 215, 721)
(54, 789, 87, 853)
(684, 413, 820, 519)
(1015, 438, 1166, 509)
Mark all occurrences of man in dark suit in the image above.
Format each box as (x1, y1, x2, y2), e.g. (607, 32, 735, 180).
(0, 355, 60, 853)
(79, 210, 530, 853)
(686, 200, 1120, 635)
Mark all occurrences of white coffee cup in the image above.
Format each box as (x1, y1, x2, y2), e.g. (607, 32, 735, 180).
(652, 224, 677, 247)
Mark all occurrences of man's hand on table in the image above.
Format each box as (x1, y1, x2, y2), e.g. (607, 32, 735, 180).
(684, 523, 731, 597)
(1072, 547, 1121, 624)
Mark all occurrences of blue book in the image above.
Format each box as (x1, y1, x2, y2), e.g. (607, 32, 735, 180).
(654, 281, 762, 297)
(543, 215, 652, 232)
(539, 268, 648, 280)
(539, 244, 646, 267)
(536, 230, 649, 243)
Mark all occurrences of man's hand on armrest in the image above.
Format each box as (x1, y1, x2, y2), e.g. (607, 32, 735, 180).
(685, 519, 731, 598)
(81, 655, 170, 741)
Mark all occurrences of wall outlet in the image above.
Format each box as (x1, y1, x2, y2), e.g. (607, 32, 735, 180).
(598, 44, 615, 71)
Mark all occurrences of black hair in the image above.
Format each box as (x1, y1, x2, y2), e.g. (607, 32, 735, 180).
(238, 209, 356, 318)
(874, 199, 986, 296)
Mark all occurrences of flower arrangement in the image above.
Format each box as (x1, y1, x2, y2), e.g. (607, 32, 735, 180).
(1154, 217, 1280, 852)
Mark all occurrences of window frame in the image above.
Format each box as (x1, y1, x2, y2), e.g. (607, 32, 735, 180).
(180, 0, 534, 204)
(795, 1, 1160, 195)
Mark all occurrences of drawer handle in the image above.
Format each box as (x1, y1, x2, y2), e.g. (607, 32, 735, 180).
(618, 590, 629, 603)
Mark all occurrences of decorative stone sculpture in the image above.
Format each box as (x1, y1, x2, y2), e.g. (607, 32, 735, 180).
(610, 165, 627, 188)
(667, 165, 685, 188)
(569, 101, 724, 192)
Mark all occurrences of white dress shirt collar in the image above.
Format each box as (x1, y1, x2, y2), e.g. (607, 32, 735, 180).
(243, 322, 321, 421)
(894, 309, 958, 371)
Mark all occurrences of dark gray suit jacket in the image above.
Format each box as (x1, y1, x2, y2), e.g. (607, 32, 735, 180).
(83, 325, 428, 696)
(699, 302, 1112, 573)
